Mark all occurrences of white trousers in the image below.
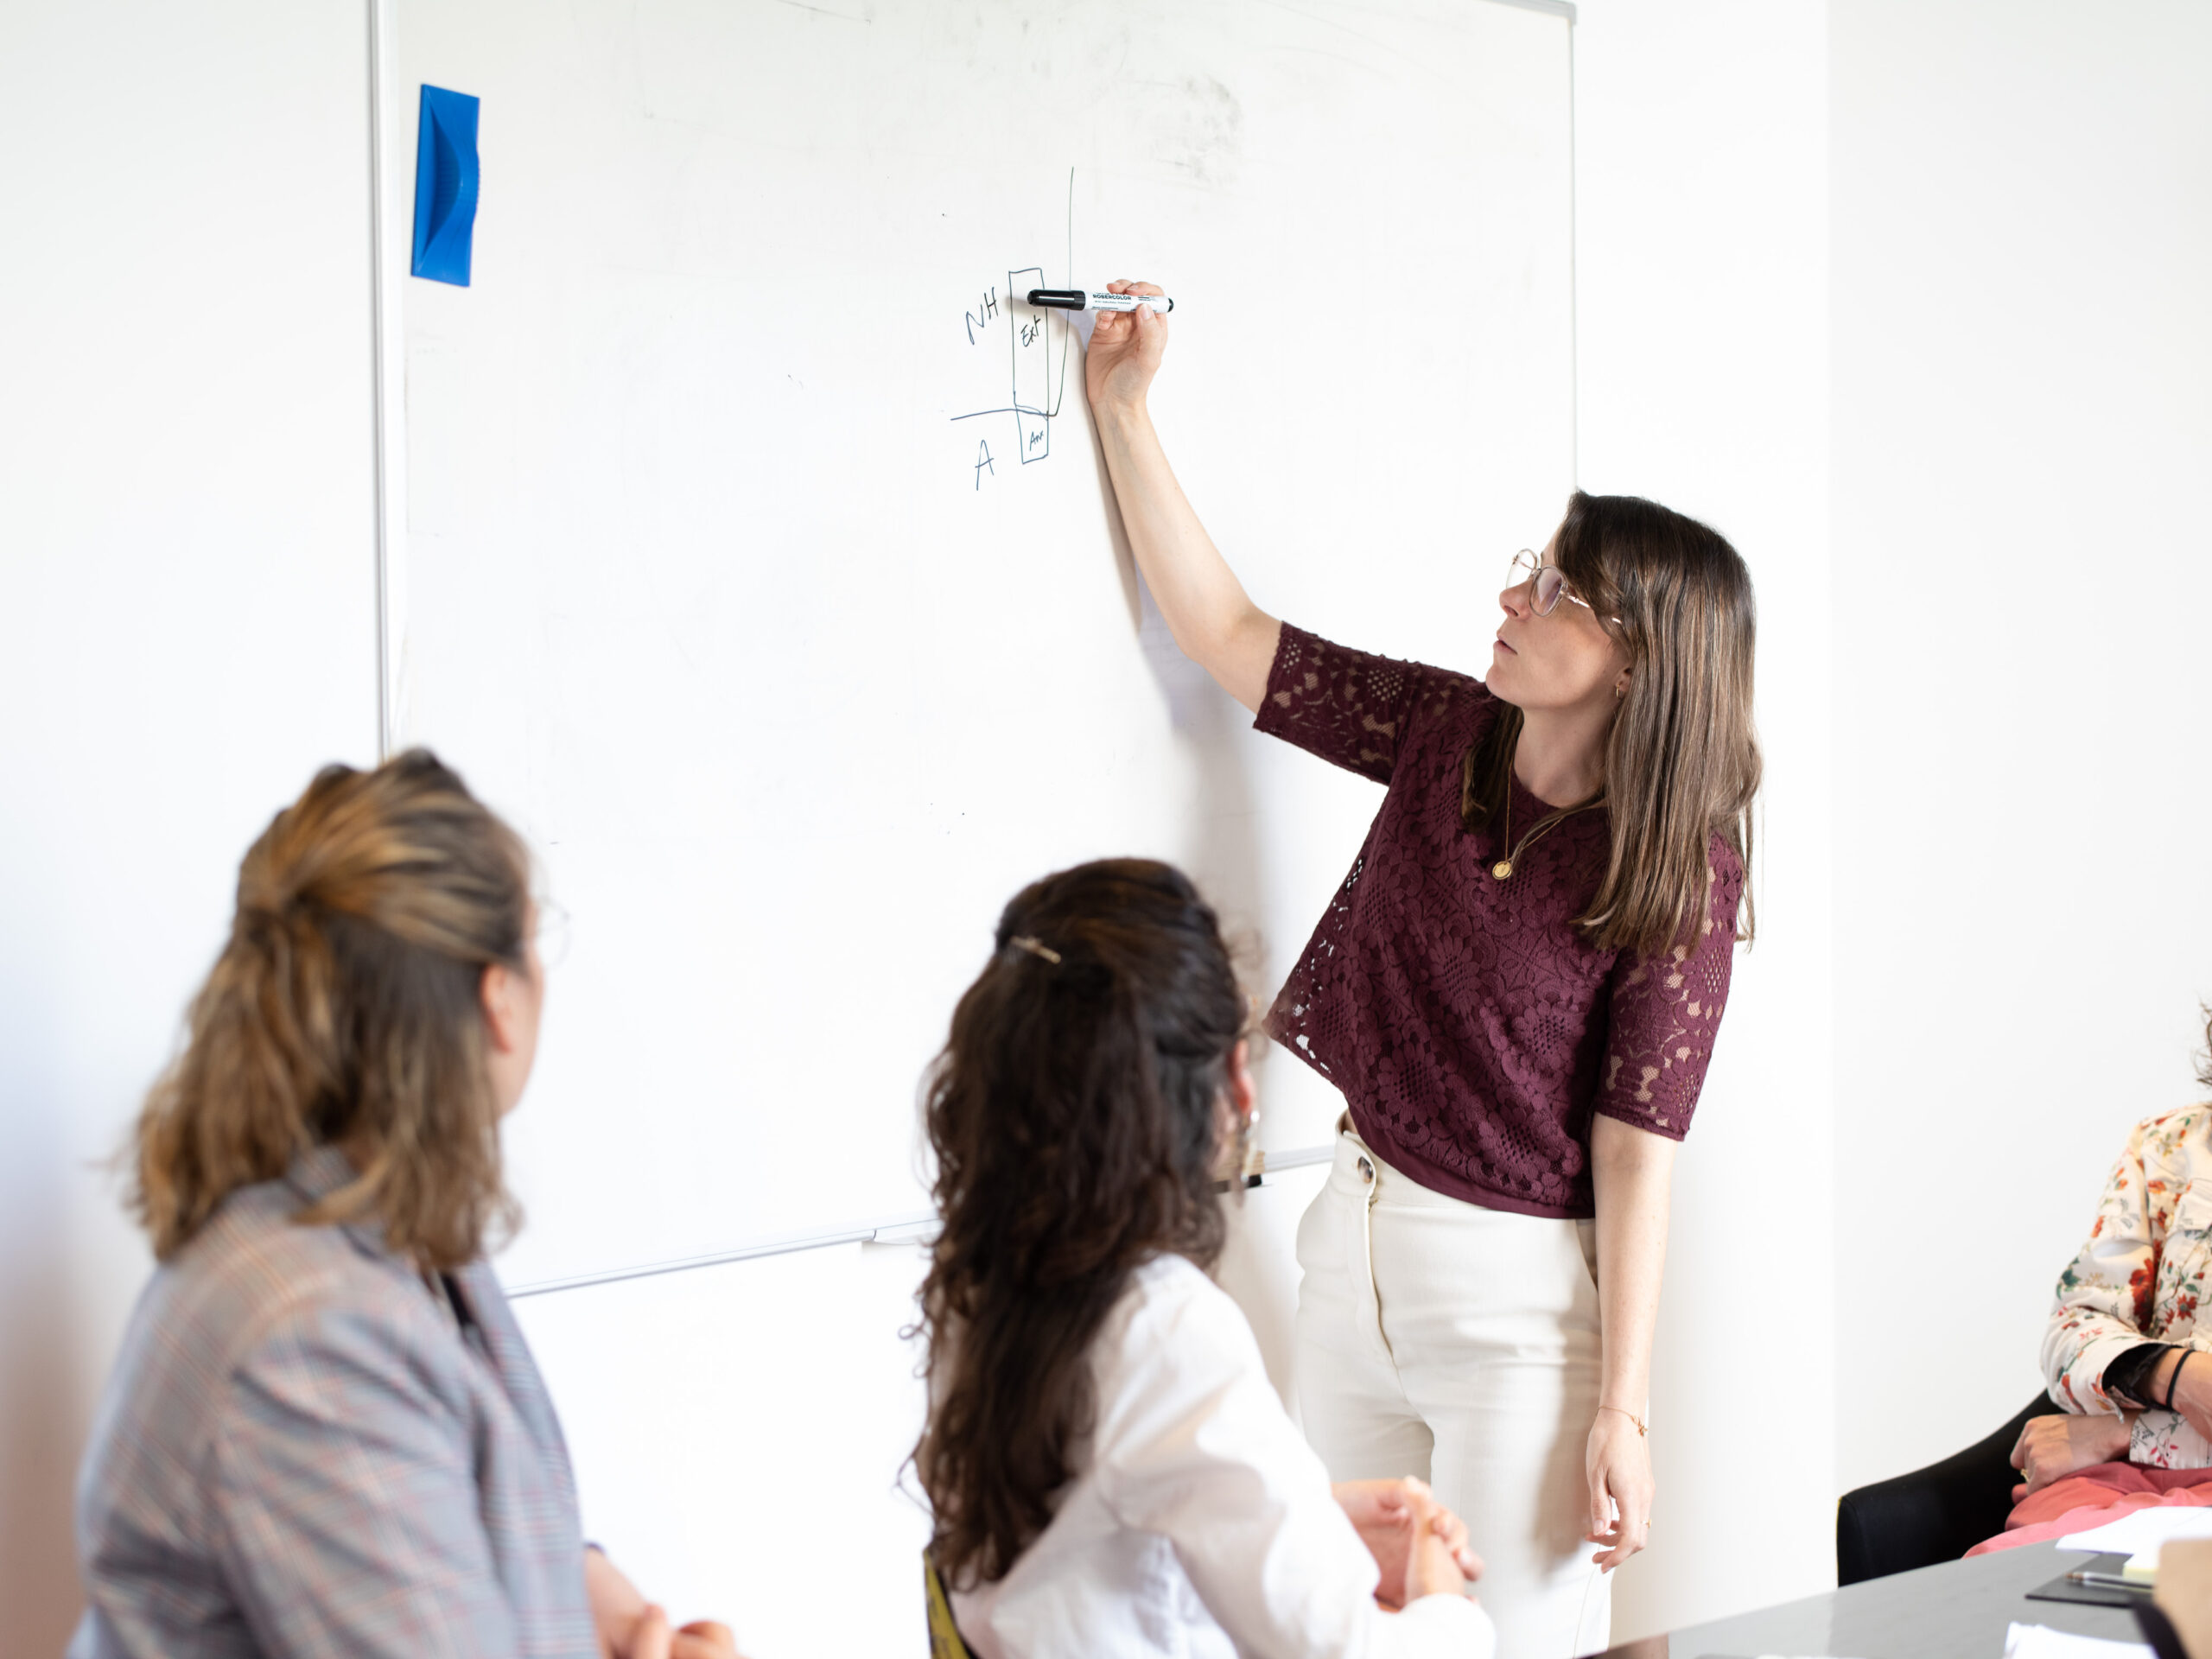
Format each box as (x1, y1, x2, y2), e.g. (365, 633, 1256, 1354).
(1294, 1128, 1611, 1659)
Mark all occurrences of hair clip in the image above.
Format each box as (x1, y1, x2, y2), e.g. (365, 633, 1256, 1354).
(1008, 935, 1062, 965)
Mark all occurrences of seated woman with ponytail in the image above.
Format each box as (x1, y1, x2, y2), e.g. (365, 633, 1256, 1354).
(916, 859, 1492, 1659)
(71, 753, 737, 1659)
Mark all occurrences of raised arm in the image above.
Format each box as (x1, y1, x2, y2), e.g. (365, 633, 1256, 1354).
(1084, 280, 1281, 713)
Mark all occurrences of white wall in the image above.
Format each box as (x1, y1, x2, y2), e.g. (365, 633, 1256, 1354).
(0, 1, 380, 1648)
(1570, 0, 1835, 1639)
(1831, 0, 2212, 1492)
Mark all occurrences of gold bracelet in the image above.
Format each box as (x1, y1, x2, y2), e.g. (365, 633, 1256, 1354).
(1598, 1405, 1647, 1437)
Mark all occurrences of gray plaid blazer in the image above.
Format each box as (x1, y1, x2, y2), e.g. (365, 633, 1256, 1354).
(71, 1147, 598, 1658)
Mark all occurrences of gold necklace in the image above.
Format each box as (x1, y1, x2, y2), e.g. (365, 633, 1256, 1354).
(1490, 775, 1603, 881)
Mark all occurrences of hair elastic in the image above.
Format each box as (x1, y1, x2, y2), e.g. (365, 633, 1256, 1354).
(2167, 1350, 2195, 1412)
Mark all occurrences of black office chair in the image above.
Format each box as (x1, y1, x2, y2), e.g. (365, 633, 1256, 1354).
(1835, 1392, 2065, 1585)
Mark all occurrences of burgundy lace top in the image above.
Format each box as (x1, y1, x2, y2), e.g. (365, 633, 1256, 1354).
(1256, 624, 1744, 1220)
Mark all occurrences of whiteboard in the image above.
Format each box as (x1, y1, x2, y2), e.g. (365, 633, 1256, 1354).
(386, 0, 1575, 1290)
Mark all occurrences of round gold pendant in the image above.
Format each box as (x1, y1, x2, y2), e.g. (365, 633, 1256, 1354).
(1491, 860, 1514, 880)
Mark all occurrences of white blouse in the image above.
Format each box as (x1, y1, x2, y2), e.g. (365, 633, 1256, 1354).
(949, 1255, 1496, 1659)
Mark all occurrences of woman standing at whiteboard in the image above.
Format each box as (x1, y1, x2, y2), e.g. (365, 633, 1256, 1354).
(1081, 282, 1758, 1658)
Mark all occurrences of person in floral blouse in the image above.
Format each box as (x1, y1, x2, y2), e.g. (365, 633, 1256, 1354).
(2018, 1025, 2212, 1491)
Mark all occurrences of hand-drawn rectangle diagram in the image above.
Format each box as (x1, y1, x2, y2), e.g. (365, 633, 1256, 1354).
(951, 177, 1073, 493)
(1008, 266, 1052, 464)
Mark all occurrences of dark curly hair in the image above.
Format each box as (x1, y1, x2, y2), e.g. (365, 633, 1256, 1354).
(912, 858, 1246, 1591)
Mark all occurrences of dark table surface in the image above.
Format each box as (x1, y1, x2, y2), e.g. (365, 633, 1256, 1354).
(1593, 1542, 2145, 1659)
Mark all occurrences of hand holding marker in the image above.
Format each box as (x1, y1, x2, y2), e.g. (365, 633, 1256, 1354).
(1027, 287, 1175, 314)
(1078, 281, 1172, 417)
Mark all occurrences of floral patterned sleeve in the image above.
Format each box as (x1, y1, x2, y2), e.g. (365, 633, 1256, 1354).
(2044, 1108, 2212, 1467)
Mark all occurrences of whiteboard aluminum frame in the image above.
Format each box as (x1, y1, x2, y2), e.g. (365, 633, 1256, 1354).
(368, 0, 407, 758)
(503, 1145, 1338, 1297)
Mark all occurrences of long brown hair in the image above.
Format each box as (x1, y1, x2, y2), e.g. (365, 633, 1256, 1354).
(913, 859, 1246, 1591)
(1462, 490, 1760, 956)
(130, 749, 531, 1268)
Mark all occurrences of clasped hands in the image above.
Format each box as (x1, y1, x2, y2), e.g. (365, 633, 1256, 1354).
(1333, 1478, 1484, 1610)
(589, 1479, 1478, 1639)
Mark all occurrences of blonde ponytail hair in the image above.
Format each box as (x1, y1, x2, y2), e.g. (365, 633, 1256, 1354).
(130, 750, 530, 1268)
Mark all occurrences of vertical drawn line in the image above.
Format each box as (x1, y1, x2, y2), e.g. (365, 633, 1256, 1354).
(1046, 166, 1074, 418)
(1059, 167, 1072, 411)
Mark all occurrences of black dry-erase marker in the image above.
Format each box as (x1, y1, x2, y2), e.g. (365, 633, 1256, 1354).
(1027, 289, 1174, 315)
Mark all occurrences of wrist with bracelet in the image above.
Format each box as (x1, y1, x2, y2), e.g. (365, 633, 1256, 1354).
(1597, 1404, 1647, 1437)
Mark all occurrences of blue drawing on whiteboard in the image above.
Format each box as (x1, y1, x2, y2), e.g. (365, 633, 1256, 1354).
(951, 264, 1069, 479)
(411, 85, 480, 287)
(964, 287, 1000, 345)
(950, 171, 1076, 487)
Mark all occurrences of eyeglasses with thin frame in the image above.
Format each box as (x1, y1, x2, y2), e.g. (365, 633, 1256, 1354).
(1510, 549, 1618, 625)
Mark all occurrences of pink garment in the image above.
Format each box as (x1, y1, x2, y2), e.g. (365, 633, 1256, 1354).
(1255, 624, 1744, 1221)
(1967, 1461, 2212, 1555)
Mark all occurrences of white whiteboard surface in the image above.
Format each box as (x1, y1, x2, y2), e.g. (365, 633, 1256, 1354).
(387, 0, 1574, 1290)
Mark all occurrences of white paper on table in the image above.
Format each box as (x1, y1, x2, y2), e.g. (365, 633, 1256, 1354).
(2057, 1505, 2212, 1554)
(2002, 1622, 2152, 1659)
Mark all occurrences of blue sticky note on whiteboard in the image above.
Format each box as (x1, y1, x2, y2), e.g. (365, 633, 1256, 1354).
(410, 85, 480, 286)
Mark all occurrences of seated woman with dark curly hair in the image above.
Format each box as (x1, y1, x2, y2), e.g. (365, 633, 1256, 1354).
(914, 858, 1492, 1659)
